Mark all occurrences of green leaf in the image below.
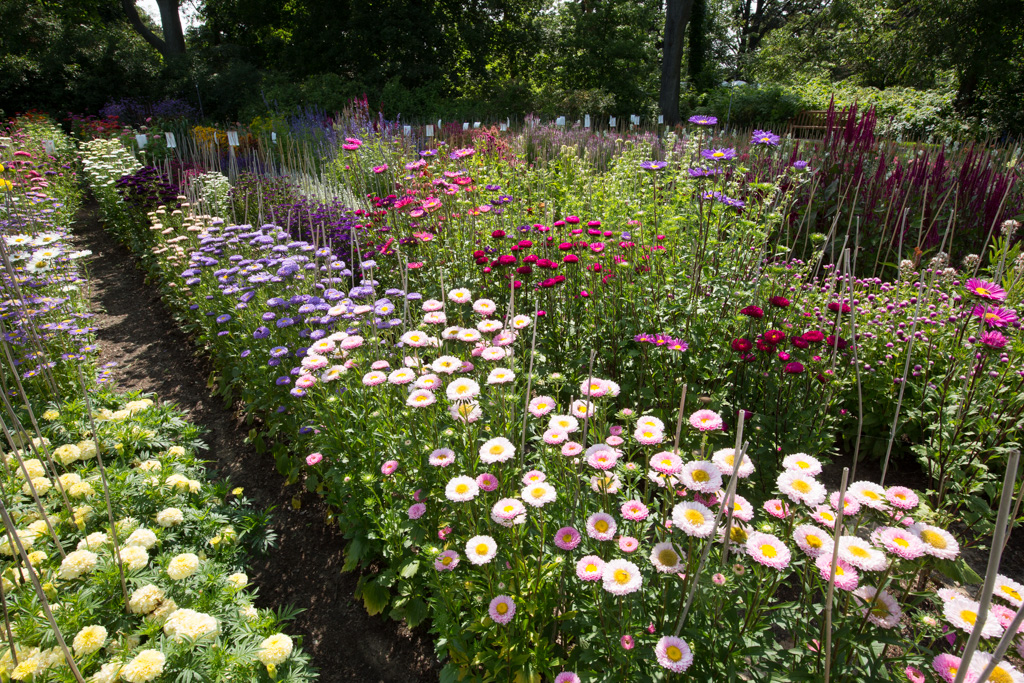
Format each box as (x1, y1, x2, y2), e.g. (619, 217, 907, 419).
(362, 580, 390, 616)
(404, 597, 428, 628)
(399, 559, 420, 579)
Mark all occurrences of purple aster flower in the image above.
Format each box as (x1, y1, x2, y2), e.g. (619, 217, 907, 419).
(701, 148, 736, 161)
(688, 167, 721, 178)
(793, 160, 809, 170)
(688, 115, 718, 126)
(750, 129, 780, 146)
(253, 326, 271, 339)
(641, 160, 668, 171)
(270, 346, 289, 358)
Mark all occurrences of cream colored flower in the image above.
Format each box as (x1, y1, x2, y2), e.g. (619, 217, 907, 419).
(73, 625, 108, 656)
(257, 633, 294, 666)
(166, 446, 186, 457)
(58, 550, 98, 580)
(166, 553, 199, 580)
(127, 584, 164, 614)
(54, 444, 81, 465)
(125, 528, 158, 550)
(163, 608, 219, 642)
(120, 649, 165, 683)
(227, 572, 248, 588)
(77, 532, 108, 551)
(155, 507, 184, 527)
(119, 545, 149, 571)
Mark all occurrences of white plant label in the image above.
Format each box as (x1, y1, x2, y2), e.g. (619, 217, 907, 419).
(462, 122, 469, 131)
(403, 125, 412, 135)
(135, 134, 147, 148)
(271, 132, 277, 144)
(426, 125, 434, 137)
(165, 132, 177, 148)
(226, 131, 240, 147)
(500, 123, 507, 132)
(473, 122, 481, 129)
(584, 114, 591, 128)
(658, 115, 664, 124)
(556, 116, 565, 127)
(43, 139, 56, 155)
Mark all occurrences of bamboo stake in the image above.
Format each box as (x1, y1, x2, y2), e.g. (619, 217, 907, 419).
(822, 467, 850, 683)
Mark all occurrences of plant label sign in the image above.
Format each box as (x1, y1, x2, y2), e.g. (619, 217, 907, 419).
(609, 116, 617, 127)
(226, 131, 240, 147)
(403, 125, 412, 136)
(658, 115, 664, 124)
(165, 132, 177, 148)
(556, 116, 565, 127)
(473, 122, 481, 129)
(135, 134, 148, 148)
(426, 125, 434, 137)
(584, 114, 591, 129)
(271, 132, 277, 144)
(500, 123, 507, 132)
(462, 122, 469, 131)
(631, 115, 640, 126)
(43, 139, 56, 155)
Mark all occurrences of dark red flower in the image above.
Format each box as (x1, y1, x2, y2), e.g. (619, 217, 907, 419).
(740, 305, 764, 319)
(825, 335, 848, 349)
(769, 296, 790, 308)
(801, 330, 825, 343)
(731, 338, 753, 352)
(563, 254, 579, 263)
(784, 362, 805, 374)
(827, 302, 851, 314)
(497, 254, 517, 266)
(517, 266, 532, 275)
(756, 339, 774, 352)
(491, 229, 505, 239)
(763, 329, 786, 344)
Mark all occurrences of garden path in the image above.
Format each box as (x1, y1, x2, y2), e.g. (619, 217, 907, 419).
(71, 198, 440, 683)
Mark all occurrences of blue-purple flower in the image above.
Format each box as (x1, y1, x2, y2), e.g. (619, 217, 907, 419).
(700, 148, 736, 161)
(688, 115, 718, 126)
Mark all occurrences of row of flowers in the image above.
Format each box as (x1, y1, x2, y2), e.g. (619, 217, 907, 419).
(1, 117, 316, 682)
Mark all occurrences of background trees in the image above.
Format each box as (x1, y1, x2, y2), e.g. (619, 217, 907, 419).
(0, 0, 1020, 135)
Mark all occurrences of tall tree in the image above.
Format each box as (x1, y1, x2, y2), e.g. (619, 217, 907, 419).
(121, 0, 186, 59)
(659, 0, 695, 124)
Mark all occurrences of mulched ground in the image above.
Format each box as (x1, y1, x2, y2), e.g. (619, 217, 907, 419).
(71, 198, 440, 683)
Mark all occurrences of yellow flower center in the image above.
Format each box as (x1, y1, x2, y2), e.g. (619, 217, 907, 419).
(489, 445, 504, 455)
(475, 543, 489, 555)
(976, 287, 990, 295)
(894, 538, 909, 548)
(990, 667, 1013, 683)
(613, 569, 631, 584)
(849, 546, 870, 559)
(684, 510, 705, 526)
(730, 527, 747, 543)
(658, 549, 678, 566)
(712, 152, 725, 158)
(666, 646, 683, 661)
(760, 544, 777, 559)
(870, 599, 890, 618)
(457, 386, 468, 394)
(807, 535, 822, 549)
(821, 512, 835, 521)
(920, 529, 947, 549)
(496, 602, 509, 615)
(1000, 586, 1022, 600)
(441, 556, 452, 566)
(793, 480, 811, 494)
(531, 487, 545, 499)
(503, 505, 515, 513)
(863, 490, 880, 500)
(594, 520, 609, 533)
(562, 534, 574, 543)
(455, 484, 469, 494)
(585, 563, 597, 573)
(960, 609, 977, 626)
(692, 470, 710, 483)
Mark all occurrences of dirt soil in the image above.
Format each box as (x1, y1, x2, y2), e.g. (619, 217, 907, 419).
(72, 198, 440, 683)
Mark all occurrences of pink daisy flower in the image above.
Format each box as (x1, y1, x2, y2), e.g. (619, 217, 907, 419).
(561, 441, 583, 457)
(830, 491, 862, 516)
(848, 481, 889, 510)
(587, 446, 619, 470)
(543, 428, 568, 445)
(586, 512, 617, 541)
(885, 486, 919, 510)
(654, 635, 694, 673)
(764, 498, 790, 519)
(618, 536, 639, 553)
(875, 527, 925, 560)
(815, 554, 859, 591)
(837, 536, 888, 572)
(602, 559, 642, 595)
(931, 653, 965, 683)
(781, 452, 822, 475)
(370, 360, 391, 370)
(721, 494, 754, 522)
(362, 371, 387, 386)
(407, 503, 426, 519)
(711, 448, 755, 478)
(381, 460, 398, 476)
(528, 396, 556, 417)
(488, 595, 516, 624)
(650, 451, 683, 475)
(620, 499, 650, 521)
(434, 550, 459, 571)
(853, 586, 901, 629)
(554, 674, 580, 683)
(554, 527, 582, 550)
(904, 665, 926, 683)
(811, 505, 838, 529)
(620, 634, 634, 650)
(777, 471, 827, 507)
(746, 532, 791, 570)
(634, 427, 665, 445)
(689, 409, 723, 431)
(576, 555, 604, 581)
(490, 499, 526, 527)
(606, 435, 624, 447)
(476, 472, 499, 491)
(522, 470, 547, 484)
(793, 524, 833, 558)
(429, 448, 455, 467)
(672, 501, 715, 537)
(680, 460, 723, 493)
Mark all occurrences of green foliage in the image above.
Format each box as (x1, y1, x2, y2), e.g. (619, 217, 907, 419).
(694, 84, 806, 128)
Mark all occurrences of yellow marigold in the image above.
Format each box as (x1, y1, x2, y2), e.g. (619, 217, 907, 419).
(163, 608, 219, 642)
(227, 572, 248, 588)
(137, 460, 162, 472)
(26, 551, 47, 565)
(91, 661, 121, 683)
(18, 459, 45, 480)
(73, 624, 107, 656)
(23, 477, 51, 496)
(77, 531, 108, 550)
(120, 649, 165, 683)
(257, 633, 294, 666)
(125, 528, 158, 549)
(76, 440, 97, 460)
(166, 553, 199, 580)
(155, 507, 184, 527)
(147, 598, 177, 626)
(166, 446, 186, 457)
(41, 409, 59, 421)
(59, 472, 83, 489)
(69, 481, 96, 498)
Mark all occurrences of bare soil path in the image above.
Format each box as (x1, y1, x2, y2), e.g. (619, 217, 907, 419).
(72, 198, 440, 683)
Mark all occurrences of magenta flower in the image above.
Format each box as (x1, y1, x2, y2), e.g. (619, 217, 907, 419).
(769, 295, 790, 308)
(381, 460, 398, 476)
(965, 277, 1007, 301)
(973, 305, 1018, 328)
(740, 305, 764, 318)
(620, 634, 635, 650)
(784, 361, 805, 374)
(980, 330, 1009, 349)
(305, 452, 323, 466)
(407, 503, 426, 519)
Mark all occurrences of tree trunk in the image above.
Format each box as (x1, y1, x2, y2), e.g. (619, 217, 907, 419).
(659, 0, 696, 125)
(121, 0, 185, 59)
